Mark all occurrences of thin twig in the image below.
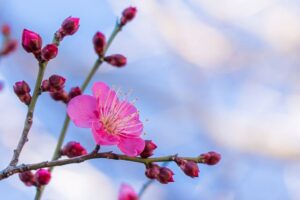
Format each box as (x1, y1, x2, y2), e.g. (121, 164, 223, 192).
(0, 153, 205, 181)
(9, 62, 47, 166)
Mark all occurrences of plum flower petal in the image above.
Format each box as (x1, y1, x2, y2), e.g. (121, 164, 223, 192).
(118, 183, 138, 200)
(118, 137, 145, 157)
(91, 121, 120, 145)
(67, 95, 97, 128)
(92, 81, 119, 107)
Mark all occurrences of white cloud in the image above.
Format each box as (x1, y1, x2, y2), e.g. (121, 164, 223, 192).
(193, 0, 276, 22)
(201, 82, 300, 159)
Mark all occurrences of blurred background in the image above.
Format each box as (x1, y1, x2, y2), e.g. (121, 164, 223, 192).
(1, 0, 300, 199)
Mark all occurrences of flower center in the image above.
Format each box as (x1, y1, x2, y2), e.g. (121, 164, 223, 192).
(101, 116, 118, 135)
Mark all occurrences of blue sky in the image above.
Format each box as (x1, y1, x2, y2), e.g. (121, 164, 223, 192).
(1, 0, 300, 199)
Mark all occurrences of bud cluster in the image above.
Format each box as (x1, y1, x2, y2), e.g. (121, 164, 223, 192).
(41, 75, 81, 103)
(22, 29, 58, 62)
(19, 169, 51, 187)
(92, 31, 127, 67)
(145, 164, 174, 184)
(0, 24, 17, 56)
(92, 6, 137, 68)
(140, 140, 174, 184)
(140, 141, 220, 183)
(21, 16, 80, 62)
(13, 81, 31, 105)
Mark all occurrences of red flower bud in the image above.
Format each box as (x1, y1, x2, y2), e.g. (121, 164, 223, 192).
(140, 140, 157, 158)
(93, 32, 106, 56)
(22, 29, 42, 53)
(2, 24, 10, 37)
(0, 40, 17, 56)
(19, 171, 35, 186)
(19, 93, 32, 105)
(145, 163, 160, 179)
(50, 90, 69, 103)
(49, 74, 66, 91)
(41, 44, 58, 61)
(104, 54, 127, 67)
(157, 167, 174, 184)
(120, 7, 137, 26)
(14, 81, 31, 104)
(61, 141, 87, 158)
(41, 80, 50, 92)
(176, 159, 199, 178)
(68, 87, 82, 99)
(200, 151, 221, 165)
(61, 17, 80, 35)
(14, 81, 30, 95)
(35, 169, 51, 186)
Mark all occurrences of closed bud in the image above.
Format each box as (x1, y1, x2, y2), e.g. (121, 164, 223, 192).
(41, 80, 50, 92)
(145, 163, 160, 179)
(157, 167, 174, 184)
(61, 141, 87, 158)
(68, 87, 82, 99)
(50, 90, 69, 103)
(14, 81, 30, 95)
(19, 93, 32, 105)
(35, 169, 51, 186)
(120, 7, 137, 26)
(19, 171, 35, 186)
(200, 151, 221, 165)
(49, 74, 66, 91)
(0, 40, 17, 56)
(22, 29, 42, 53)
(104, 54, 127, 67)
(176, 158, 199, 178)
(93, 32, 106, 56)
(61, 17, 80, 36)
(41, 44, 58, 61)
(2, 24, 10, 37)
(140, 140, 157, 158)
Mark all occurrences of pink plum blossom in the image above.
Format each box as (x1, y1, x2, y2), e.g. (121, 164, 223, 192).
(118, 183, 138, 200)
(67, 82, 145, 156)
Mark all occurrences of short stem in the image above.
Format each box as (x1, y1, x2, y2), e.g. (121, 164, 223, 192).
(35, 187, 42, 200)
(9, 62, 47, 167)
